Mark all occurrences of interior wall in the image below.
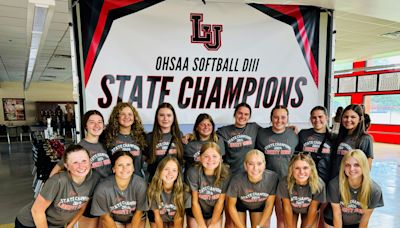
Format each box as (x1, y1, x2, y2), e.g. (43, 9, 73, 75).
(0, 82, 73, 125)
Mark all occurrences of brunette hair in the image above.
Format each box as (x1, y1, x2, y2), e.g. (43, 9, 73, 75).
(148, 103, 183, 164)
(190, 113, 218, 142)
(270, 105, 289, 121)
(337, 104, 367, 147)
(111, 150, 135, 168)
(82, 110, 104, 131)
(104, 102, 146, 150)
(147, 156, 188, 218)
(234, 102, 252, 117)
(63, 144, 90, 164)
(333, 106, 343, 123)
(310, 106, 328, 116)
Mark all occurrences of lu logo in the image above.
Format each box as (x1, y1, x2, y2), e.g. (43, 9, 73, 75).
(190, 13, 223, 51)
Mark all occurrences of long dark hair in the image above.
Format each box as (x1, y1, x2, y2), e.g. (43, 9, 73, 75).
(149, 103, 183, 164)
(333, 106, 343, 123)
(337, 104, 367, 147)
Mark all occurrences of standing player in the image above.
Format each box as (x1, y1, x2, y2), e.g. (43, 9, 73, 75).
(104, 102, 146, 177)
(256, 105, 298, 228)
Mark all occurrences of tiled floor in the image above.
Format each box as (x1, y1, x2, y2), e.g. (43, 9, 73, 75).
(0, 141, 399, 227)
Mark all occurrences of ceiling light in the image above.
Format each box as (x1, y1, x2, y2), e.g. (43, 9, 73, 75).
(48, 67, 66, 70)
(380, 31, 400, 40)
(53, 54, 72, 59)
(25, 0, 55, 90)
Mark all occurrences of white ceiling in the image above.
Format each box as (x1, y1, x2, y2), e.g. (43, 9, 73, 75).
(0, 0, 400, 84)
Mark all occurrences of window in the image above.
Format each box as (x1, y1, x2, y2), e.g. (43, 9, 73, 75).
(330, 96, 351, 118)
(364, 94, 400, 125)
(366, 55, 400, 70)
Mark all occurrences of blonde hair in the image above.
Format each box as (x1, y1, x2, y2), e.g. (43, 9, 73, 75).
(339, 150, 372, 209)
(147, 156, 187, 218)
(196, 142, 229, 186)
(287, 153, 322, 194)
(244, 149, 265, 165)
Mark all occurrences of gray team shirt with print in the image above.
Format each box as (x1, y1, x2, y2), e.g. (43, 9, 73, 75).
(332, 134, 373, 177)
(186, 165, 230, 215)
(16, 171, 99, 227)
(256, 127, 298, 178)
(227, 170, 278, 210)
(109, 133, 143, 177)
(150, 190, 191, 223)
(324, 176, 384, 225)
(297, 128, 332, 157)
(217, 122, 259, 174)
(91, 175, 148, 223)
(183, 138, 225, 170)
(57, 139, 112, 178)
(277, 177, 326, 214)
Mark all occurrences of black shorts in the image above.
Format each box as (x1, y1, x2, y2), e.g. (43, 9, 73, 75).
(147, 210, 156, 223)
(324, 217, 359, 228)
(82, 199, 98, 218)
(15, 218, 35, 228)
(236, 200, 265, 213)
(185, 208, 214, 220)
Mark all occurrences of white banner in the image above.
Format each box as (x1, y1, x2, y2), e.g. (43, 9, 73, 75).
(79, 0, 322, 124)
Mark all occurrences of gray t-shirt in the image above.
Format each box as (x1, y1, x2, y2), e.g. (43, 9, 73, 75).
(256, 127, 298, 178)
(297, 128, 332, 157)
(150, 190, 191, 223)
(186, 166, 230, 215)
(80, 139, 112, 178)
(227, 171, 278, 210)
(183, 138, 225, 170)
(57, 140, 112, 178)
(332, 134, 373, 178)
(17, 171, 99, 227)
(146, 132, 182, 181)
(91, 175, 148, 223)
(108, 133, 143, 177)
(324, 176, 384, 225)
(217, 122, 260, 174)
(277, 177, 326, 214)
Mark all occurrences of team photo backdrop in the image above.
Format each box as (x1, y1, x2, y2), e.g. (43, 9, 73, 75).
(73, 0, 324, 125)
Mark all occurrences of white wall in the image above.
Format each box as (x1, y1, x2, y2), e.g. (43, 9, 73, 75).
(0, 82, 73, 125)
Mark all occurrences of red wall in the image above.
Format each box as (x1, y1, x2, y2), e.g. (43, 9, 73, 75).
(334, 61, 400, 145)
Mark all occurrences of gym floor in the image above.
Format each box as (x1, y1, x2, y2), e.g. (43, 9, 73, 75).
(0, 141, 398, 227)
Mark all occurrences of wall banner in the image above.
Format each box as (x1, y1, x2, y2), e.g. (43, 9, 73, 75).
(74, 0, 322, 124)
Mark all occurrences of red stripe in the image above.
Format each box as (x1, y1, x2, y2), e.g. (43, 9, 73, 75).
(84, 0, 144, 87)
(266, 4, 319, 87)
